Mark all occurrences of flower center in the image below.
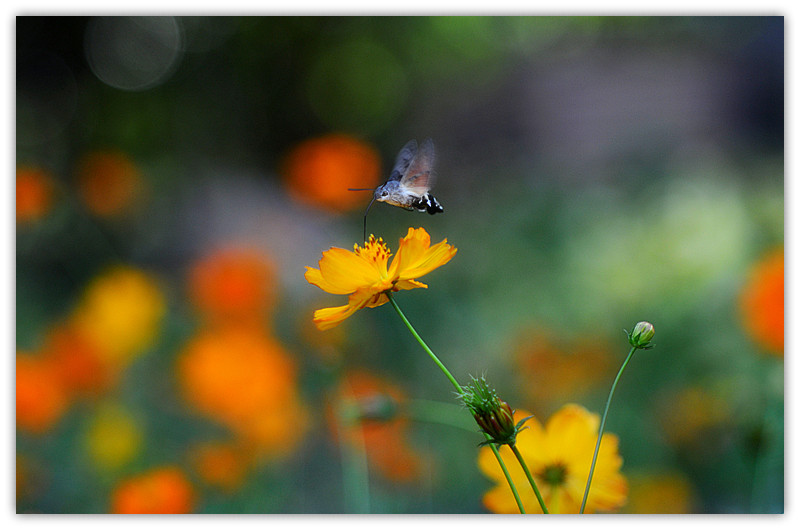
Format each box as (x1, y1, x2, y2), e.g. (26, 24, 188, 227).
(539, 462, 568, 486)
(354, 235, 392, 282)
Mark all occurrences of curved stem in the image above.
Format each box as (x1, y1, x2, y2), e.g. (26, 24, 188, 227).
(580, 345, 637, 514)
(511, 444, 548, 514)
(385, 292, 526, 513)
(385, 292, 461, 393)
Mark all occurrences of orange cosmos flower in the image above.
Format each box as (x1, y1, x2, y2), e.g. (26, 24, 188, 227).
(514, 330, 613, 415)
(478, 404, 627, 514)
(189, 441, 249, 492)
(177, 326, 309, 458)
(657, 385, 730, 447)
(188, 247, 277, 326)
(42, 322, 116, 396)
(327, 370, 424, 483)
(739, 247, 784, 357)
(76, 150, 143, 217)
(305, 227, 456, 330)
(16, 166, 55, 224)
(110, 467, 195, 514)
(16, 353, 71, 434)
(282, 134, 381, 213)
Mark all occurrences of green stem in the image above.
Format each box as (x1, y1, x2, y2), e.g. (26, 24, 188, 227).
(385, 292, 526, 514)
(580, 345, 637, 514)
(336, 399, 370, 513)
(488, 441, 526, 514)
(511, 444, 548, 514)
(385, 292, 461, 393)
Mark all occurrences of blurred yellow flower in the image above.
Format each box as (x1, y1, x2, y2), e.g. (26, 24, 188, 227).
(739, 247, 784, 357)
(72, 266, 166, 365)
(305, 227, 457, 330)
(658, 385, 730, 446)
(84, 402, 143, 471)
(478, 404, 627, 514)
(110, 467, 195, 514)
(282, 134, 381, 213)
(625, 471, 695, 514)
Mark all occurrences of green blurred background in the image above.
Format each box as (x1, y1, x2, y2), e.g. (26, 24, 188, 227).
(16, 16, 783, 514)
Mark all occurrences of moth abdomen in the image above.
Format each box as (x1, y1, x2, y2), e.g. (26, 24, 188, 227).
(411, 193, 443, 215)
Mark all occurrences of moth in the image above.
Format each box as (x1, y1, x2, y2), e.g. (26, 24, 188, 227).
(350, 138, 443, 241)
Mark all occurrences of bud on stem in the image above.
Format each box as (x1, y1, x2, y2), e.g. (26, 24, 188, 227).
(458, 375, 532, 447)
(627, 321, 655, 349)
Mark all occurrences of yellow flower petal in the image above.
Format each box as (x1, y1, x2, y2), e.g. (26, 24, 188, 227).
(305, 228, 455, 330)
(477, 404, 627, 514)
(319, 247, 381, 293)
(393, 279, 428, 291)
(304, 267, 350, 295)
(392, 229, 457, 281)
(312, 289, 387, 330)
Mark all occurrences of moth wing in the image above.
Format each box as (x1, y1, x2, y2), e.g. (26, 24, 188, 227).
(387, 139, 418, 182)
(399, 138, 435, 194)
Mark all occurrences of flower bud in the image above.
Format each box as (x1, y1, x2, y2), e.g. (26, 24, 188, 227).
(459, 375, 531, 446)
(628, 321, 655, 349)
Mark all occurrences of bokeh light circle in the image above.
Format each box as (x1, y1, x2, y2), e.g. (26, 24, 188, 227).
(84, 16, 184, 91)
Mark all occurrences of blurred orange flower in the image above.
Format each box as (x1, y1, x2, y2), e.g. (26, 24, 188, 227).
(306, 227, 457, 330)
(76, 150, 143, 217)
(71, 266, 166, 365)
(43, 322, 116, 396)
(16, 166, 55, 224)
(110, 467, 195, 514)
(739, 247, 784, 357)
(625, 471, 695, 514)
(282, 134, 381, 213)
(514, 330, 613, 415)
(327, 370, 424, 483)
(478, 404, 627, 514)
(189, 247, 277, 326)
(189, 441, 249, 492)
(177, 326, 309, 458)
(16, 353, 71, 434)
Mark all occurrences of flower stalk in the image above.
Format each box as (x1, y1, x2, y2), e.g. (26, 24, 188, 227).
(510, 444, 549, 514)
(459, 375, 548, 514)
(385, 291, 528, 514)
(579, 322, 654, 513)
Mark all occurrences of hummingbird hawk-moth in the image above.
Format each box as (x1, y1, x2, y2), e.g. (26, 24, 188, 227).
(351, 138, 443, 241)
